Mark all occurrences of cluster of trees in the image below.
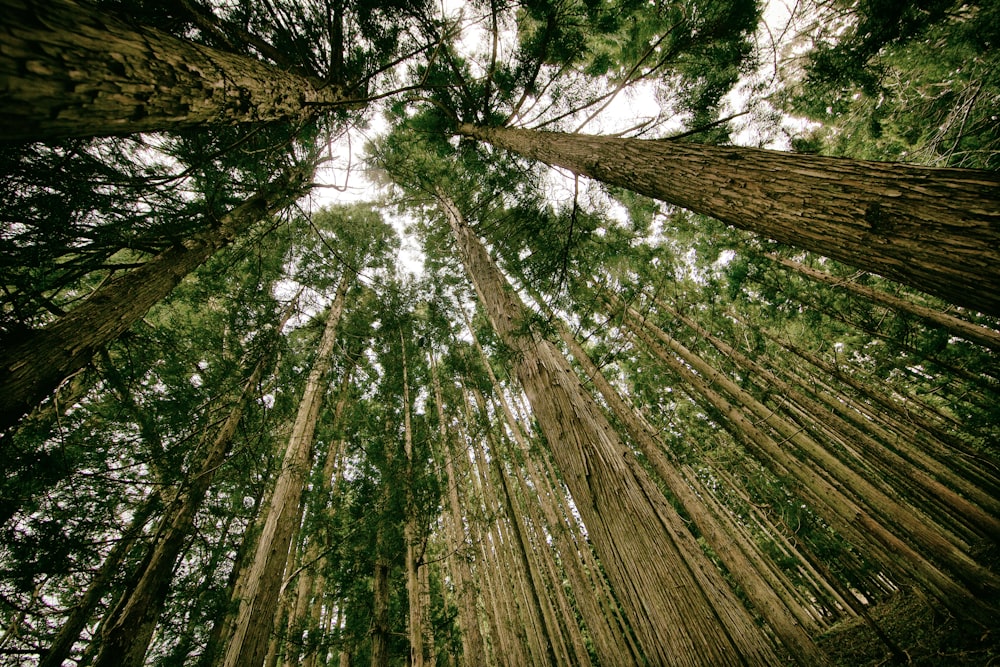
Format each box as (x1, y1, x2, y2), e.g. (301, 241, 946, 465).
(2, 0, 998, 665)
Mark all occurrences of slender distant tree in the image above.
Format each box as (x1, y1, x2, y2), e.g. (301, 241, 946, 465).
(89, 297, 297, 667)
(456, 123, 1000, 316)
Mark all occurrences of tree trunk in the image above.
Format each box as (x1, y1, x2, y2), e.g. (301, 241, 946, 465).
(91, 344, 279, 667)
(767, 254, 1000, 352)
(427, 353, 487, 666)
(621, 305, 999, 620)
(39, 492, 159, 667)
(0, 0, 350, 141)
(550, 309, 830, 666)
(400, 331, 434, 667)
(223, 274, 350, 667)
(441, 193, 782, 666)
(457, 123, 1000, 316)
(0, 169, 309, 437)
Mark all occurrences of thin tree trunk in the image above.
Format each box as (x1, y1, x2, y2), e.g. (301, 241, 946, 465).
(621, 306, 999, 620)
(766, 254, 1000, 352)
(39, 493, 159, 667)
(0, 170, 309, 437)
(457, 123, 1000, 316)
(0, 0, 351, 141)
(441, 193, 782, 666)
(550, 309, 830, 666)
(427, 353, 487, 666)
(399, 330, 434, 667)
(223, 274, 350, 667)
(369, 539, 390, 667)
(91, 301, 295, 667)
(285, 361, 356, 667)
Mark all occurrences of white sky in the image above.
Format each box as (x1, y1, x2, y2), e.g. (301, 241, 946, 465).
(304, 0, 811, 276)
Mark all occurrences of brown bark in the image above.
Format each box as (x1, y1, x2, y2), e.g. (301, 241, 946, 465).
(91, 325, 283, 667)
(39, 493, 159, 667)
(428, 354, 487, 666)
(461, 312, 642, 665)
(400, 332, 434, 667)
(663, 301, 1000, 543)
(284, 363, 356, 667)
(441, 194, 782, 666)
(223, 274, 350, 667)
(0, 170, 309, 437)
(767, 254, 1000, 353)
(457, 123, 1000, 316)
(551, 312, 829, 666)
(622, 307, 999, 620)
(0, 0, 350, 141)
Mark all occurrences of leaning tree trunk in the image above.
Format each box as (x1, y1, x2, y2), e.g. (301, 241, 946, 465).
(457, 123, 1000, 317)
(548, 308, 830, 666)
(0, 168, 309, 437)
(39, 493, 160, 667)
(440, 193, 782, 666)
(90, 300, 295, 667)
(223, 274, 350, 667)
(0, 0, 351, 141)
(765, 254, 1000, 353)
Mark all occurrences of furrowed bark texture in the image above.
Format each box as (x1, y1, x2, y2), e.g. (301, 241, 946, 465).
(441, 194, 782, 666)
(0, 173, 306, 438)
(0, 0, 347, 141)
(458, 124, 1000, 317)
(223, 275, 349, 667)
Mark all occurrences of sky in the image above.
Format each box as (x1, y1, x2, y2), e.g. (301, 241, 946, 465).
(303, 0, 815, 279)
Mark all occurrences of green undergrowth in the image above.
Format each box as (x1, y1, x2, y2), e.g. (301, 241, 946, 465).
(817, 592, 1000, 666)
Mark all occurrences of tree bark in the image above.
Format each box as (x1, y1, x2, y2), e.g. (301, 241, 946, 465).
(441, 193, 782, 666)
(0, 169, 309, 437)
(223, 274, 350, 667)
(551, 310, 830, 666)
(457, 123, 1000, 317)
(0, 0, 350, 141)
(766, 254, 1000, 353)
(91, 323, 284, 667)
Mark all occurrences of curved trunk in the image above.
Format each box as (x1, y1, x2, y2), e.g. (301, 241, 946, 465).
(0, 0, 349, 141)
(458, 123, 1000, 316)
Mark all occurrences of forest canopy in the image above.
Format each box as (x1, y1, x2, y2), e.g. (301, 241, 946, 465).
(1, 0, 999, 665)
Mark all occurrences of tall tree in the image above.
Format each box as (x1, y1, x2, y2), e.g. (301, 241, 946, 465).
(440, 193, 783, 666)
(456, 123, 1000, 316)
(0, 0, 369, 141)
(0, 165, 311, 437)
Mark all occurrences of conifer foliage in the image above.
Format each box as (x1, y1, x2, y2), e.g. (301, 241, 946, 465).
(2, 0, 998, 665)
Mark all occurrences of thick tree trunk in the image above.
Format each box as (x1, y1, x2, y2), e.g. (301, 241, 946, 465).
(462, 314, 640, 665)
(0, 0, 349, 141)
(458, 123, 1000, 316)
(0, 170, 308, 437)
(441, 194, 782, 666)
(223, 274, 350, 667)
